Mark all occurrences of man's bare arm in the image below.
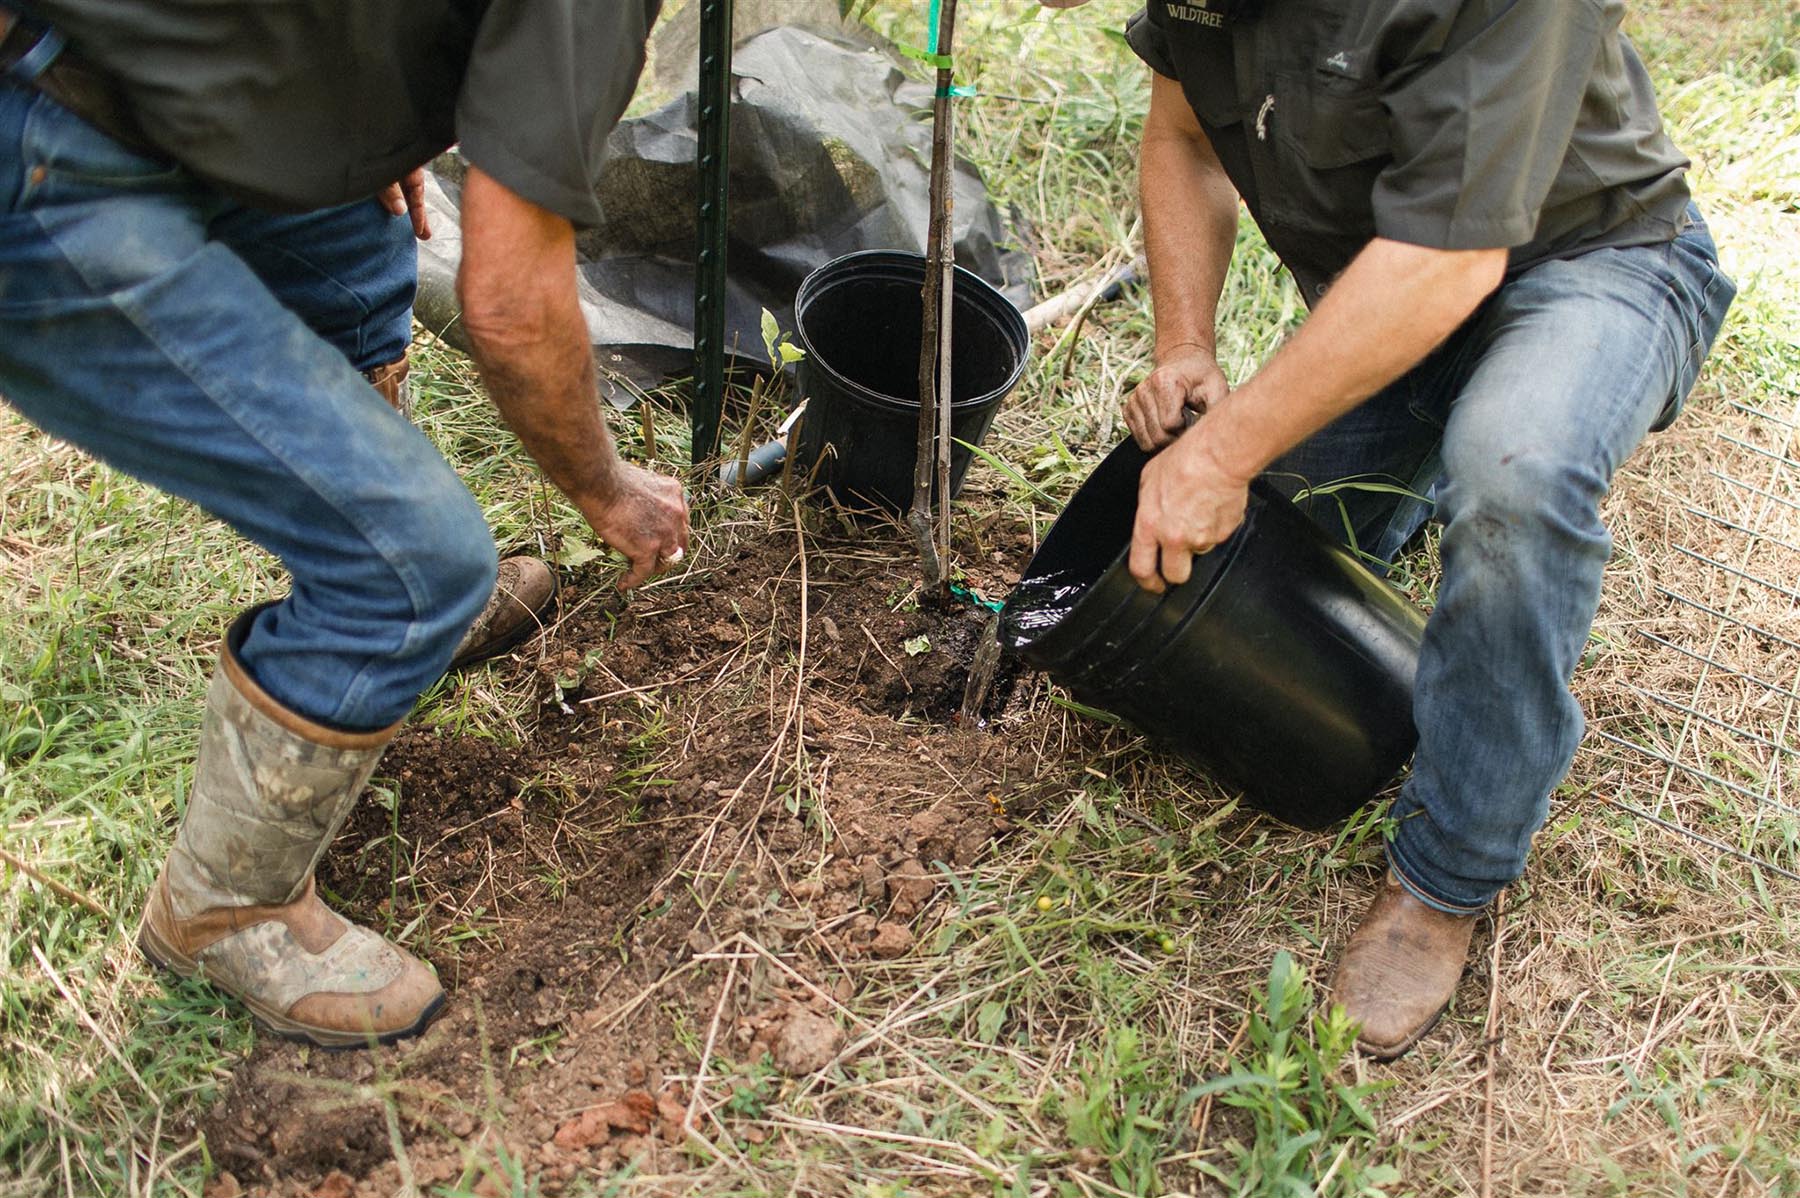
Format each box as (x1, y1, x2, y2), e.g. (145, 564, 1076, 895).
(1130, 237, 1507, 591)
(1125, 73, 1241, 451)
(456, 166, 686, 588)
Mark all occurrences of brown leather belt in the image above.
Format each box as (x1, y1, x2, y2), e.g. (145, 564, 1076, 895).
(0, 5, 164, 159)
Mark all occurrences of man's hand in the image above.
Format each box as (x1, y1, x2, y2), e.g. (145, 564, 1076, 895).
(1128, 423, 1255, 593)
(458, 166, 690, 591)
(584, 463, 689, 590)
(379, 168, 431, 240)
(1123, 344, 1230, 451)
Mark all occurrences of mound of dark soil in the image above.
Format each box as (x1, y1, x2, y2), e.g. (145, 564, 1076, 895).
(191, 508, 1087, 1196)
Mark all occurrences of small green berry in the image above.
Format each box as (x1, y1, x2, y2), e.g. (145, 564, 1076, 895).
(1159, 935, 1177, 954)
(1036, 895, 1054, 912)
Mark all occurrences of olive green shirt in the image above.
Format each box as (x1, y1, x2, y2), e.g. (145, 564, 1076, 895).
(1127, 0, 1692, 302)
(23, 0, 659, 225)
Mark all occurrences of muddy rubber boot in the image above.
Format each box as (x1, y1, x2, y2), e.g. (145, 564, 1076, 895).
(137, 611, 443, 1047)
(1328, 872, 1479, 1061)
(364, 354, 558, 669)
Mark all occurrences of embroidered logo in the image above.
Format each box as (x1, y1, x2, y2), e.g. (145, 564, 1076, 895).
(1324, 50, 1351, 71)
(1164, 2, 1225, 29)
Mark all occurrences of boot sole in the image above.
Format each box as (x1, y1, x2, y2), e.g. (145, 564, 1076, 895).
(447, 576, 559, 673)
(138, 918, 445, 1050)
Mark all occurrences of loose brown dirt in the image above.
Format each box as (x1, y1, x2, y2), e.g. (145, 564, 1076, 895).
(190, 503, 1085, 1197)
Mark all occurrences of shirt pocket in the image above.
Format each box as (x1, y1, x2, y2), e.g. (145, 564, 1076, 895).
(1259, 69, 1390, 238)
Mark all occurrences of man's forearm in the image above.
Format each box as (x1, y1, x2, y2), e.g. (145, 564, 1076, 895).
(1141, 75, 1237, 362)
(457, 167, 621, 519)
(1200, 238, 1508, 480)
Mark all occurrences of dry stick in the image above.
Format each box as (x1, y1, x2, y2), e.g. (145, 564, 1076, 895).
(685, 955, 739, 1144)
(1480, 892, 1507, 1198)
(909, 0, 958, 590)
(722, 931, 1006, 1122)
(0, 846, 109, 918)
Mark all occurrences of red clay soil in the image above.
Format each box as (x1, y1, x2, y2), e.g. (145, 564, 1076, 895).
(186, 504, 1091, 1196)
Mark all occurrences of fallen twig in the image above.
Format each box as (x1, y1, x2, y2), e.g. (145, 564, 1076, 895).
(1, 845, 109, 918)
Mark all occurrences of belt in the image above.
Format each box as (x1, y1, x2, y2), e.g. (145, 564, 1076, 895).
(0, 5, 165, 160)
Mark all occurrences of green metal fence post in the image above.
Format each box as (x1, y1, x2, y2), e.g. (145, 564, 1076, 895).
(691, 0, 735, 464)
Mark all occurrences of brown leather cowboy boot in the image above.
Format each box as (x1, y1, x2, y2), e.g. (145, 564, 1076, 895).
(138, 609, 443, 1047)
(1328, 872, 1479, 1060)
(364, 353, 557, 668)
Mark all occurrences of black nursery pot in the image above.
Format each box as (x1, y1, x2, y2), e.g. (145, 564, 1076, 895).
(999, 439, 1428, 829)
(792, 251, 1029, 513)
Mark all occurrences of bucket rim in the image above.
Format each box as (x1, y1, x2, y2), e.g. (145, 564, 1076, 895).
(794, 250, 1029, 414)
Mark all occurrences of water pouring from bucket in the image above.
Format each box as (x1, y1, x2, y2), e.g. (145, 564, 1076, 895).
(999, 439, 1428, 829)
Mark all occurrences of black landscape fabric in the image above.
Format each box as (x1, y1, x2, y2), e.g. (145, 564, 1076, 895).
(415, 24, 1036, 407)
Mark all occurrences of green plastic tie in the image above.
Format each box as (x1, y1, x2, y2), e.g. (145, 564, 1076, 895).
(899, 42, 954, 70)
(900, 0, 959, 77)
(950, 581, 1005, 613)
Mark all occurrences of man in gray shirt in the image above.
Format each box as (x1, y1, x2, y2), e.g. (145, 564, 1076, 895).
(0, 0, 686, 1046)
(1084, 0, 1733, 1057)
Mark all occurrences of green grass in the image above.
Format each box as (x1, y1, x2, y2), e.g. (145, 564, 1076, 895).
(5, 1, 1800, 1195)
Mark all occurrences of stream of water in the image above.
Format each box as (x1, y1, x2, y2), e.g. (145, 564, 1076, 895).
(995, 568, 1089, 649)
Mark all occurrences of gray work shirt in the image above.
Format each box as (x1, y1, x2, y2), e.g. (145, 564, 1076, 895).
(22, 0, 660, 226)
(1127, 0, 1692, 302)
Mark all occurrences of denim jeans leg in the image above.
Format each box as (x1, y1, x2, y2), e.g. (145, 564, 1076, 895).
(1388, 215, 1736, 913)
(208, 199, 418, 372)
(1266, 335, 1471, 567)
(0, 85, 494, 730)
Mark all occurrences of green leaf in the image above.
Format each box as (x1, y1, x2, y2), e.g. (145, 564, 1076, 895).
(759, 307, 781, 360)
(554, 539, 606, 568)
(903, 634, 931, 656)
(1047, 692, 1126, 725)
(975, 1113, 1008, 1156)
(976, 1000, 1007, 1043)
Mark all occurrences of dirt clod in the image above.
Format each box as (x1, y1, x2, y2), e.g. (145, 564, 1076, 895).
(869, 923, 915, 958)
(204, 1174, 243, 1198)
(551, 1091, 657, 1150)
(773, 1008, 845, 1075)
(310, 1173, 354, 1198)
(886, 858, 935, 914)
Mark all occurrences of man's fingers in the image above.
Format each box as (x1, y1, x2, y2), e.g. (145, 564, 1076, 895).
(403, 173, 431, 239)
(1159, 538, 1194, 587)
(1128, 526, 1165, 594)
(378, 182, 405, 216)
(616, 550, 654, 591)
(1124, 401, 1152, 451)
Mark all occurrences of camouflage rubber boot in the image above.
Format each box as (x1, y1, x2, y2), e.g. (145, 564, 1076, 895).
(364, 354, 559, 669)
(138, 609, 443, 1047)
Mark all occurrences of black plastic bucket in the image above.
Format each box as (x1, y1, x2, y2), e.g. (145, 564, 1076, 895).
(792, 251, 1029, 512)
(1000, 439, 1427, 829)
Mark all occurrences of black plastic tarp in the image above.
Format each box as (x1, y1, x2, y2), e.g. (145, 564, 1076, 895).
(415, 24, 1035, 407)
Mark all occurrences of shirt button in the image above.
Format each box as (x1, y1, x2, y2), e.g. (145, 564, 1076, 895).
(1314, 282, 1331, 298)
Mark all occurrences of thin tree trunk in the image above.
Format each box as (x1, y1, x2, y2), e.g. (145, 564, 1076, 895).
(909, 0, 958, 591)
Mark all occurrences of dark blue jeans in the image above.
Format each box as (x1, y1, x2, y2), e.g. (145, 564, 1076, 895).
(0, 81, 496, 731)
(1269, 209, 1736, 912)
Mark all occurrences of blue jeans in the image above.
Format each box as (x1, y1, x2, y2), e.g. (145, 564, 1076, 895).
(0, 81, 496, 731)
(1269, 208, 1736, 912)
